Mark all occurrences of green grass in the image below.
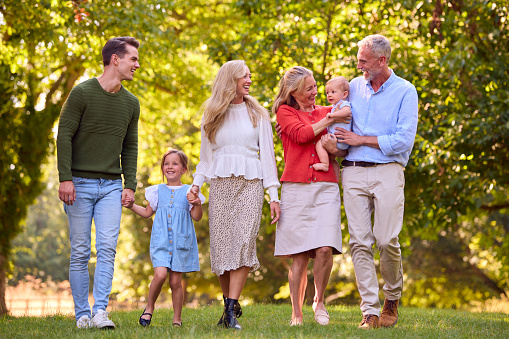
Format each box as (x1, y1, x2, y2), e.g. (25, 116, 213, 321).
(1, 304, 508, 338)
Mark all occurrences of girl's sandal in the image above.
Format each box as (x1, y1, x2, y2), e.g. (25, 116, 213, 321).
(173, 321, 182, 327)
(139, 309, 153, 327)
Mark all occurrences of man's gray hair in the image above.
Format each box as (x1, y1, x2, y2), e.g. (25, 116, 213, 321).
(358, 34, 391, 63)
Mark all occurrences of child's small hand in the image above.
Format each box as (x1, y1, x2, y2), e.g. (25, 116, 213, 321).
(187, 192, 201, 206)
(122, 196, 134, 209)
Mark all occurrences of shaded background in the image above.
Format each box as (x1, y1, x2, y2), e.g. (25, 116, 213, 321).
(1, 0, 508, 315)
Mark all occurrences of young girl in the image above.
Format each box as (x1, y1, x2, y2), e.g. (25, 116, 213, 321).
(124, 149, 204, 327)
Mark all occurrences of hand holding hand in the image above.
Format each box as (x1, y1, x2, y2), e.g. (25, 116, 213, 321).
(121, 188, 135, 207)
(187, 191, 201, 206)
(190, 185, 200, 195)
(122, 195, 134, 209)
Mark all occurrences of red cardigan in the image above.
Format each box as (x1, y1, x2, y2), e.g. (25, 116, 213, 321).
(276, 104, 338, 183)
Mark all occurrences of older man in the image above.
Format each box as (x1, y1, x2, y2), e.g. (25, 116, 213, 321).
(323, 34, 418, 329)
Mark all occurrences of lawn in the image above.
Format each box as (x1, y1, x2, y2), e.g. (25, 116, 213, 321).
(1, 304, 508, 338)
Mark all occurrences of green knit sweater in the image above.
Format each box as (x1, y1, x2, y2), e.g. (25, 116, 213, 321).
(57, 78, 140, 191)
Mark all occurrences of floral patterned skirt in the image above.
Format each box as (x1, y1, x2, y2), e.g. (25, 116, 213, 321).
(208, 176, 263, 275)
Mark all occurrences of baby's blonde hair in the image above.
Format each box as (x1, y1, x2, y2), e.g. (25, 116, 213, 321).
(326, 76, 350, 93)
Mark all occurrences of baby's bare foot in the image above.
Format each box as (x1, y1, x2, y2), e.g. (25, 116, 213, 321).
(312, 163, 329, 172)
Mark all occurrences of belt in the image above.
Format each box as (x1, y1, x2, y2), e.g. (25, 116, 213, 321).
(342, 160, 379, 167)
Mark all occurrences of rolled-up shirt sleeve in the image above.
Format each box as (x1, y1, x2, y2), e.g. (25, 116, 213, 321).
(377, 86, 418, 156)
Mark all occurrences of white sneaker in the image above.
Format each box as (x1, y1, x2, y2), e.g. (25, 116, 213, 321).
(92, 309, 116, 329)
(76, 315, 91, 329)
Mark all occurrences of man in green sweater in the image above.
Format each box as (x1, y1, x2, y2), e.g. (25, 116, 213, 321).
(57, 36, 140, 329)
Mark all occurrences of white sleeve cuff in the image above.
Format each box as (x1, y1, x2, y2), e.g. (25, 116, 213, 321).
(268, 186, 280, 203)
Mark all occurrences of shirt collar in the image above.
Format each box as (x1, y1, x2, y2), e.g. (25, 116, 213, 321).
(365, 69, 396, 93)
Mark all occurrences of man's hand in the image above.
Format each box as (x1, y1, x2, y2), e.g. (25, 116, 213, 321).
(122, 195, 134, 208)
(121, 188, 135, 206)
(321, 133, 340, 153)
(321, 134, 348, 158)
(333, 128, 379, 149)
(59, 181, 76, 205)
(333, 128, 362, 146)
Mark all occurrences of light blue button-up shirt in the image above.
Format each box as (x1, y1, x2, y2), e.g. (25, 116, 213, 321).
(346, 70, 419, 167)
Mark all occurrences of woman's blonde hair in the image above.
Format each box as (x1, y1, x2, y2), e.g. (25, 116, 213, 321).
(201, 60, 269, 144)
(271, 66, 314, 114)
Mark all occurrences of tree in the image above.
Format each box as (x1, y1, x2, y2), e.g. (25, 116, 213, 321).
(0, 0, 88, 314)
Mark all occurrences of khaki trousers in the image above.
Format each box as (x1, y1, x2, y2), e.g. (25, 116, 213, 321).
(341, 162, 405, 317)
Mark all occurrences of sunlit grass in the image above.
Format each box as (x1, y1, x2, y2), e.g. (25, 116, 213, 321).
(2, 304, 508, 338)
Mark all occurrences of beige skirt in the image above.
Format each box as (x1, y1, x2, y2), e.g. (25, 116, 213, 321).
(274, 181, 342, 257)
(209, 176, 264, 275)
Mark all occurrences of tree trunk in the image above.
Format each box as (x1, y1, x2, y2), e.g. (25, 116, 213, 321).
(0, 253, 7, 316)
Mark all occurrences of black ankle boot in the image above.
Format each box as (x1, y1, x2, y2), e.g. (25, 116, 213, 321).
(217, 295, 226, 326)
(218, 295, 242, 326)
(234, 299, 242, 318)
(224, 298, 242, 329)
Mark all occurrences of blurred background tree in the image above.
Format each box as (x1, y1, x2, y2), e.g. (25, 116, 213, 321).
(1, 0, 507, 315)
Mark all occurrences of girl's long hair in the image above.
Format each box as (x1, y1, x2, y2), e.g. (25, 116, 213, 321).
(271, 66, 313, 114)
(201, 60, 269, 144)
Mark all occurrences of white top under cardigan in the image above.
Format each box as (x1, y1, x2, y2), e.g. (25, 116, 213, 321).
(192, 102, 280, 202)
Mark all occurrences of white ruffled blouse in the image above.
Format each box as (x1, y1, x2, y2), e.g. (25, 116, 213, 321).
(192, 102, 280, 202)
(145, 185, 206, 211)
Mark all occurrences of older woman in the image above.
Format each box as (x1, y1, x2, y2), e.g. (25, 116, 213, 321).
(191, 60, 281, 330)
(272, 66, 350, 326)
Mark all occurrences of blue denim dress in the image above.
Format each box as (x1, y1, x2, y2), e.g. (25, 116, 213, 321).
(150, 184, 200, 272)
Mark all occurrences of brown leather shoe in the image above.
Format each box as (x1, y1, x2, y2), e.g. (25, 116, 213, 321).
(359, 314, 380, 329)
(380, 299, 399, 327)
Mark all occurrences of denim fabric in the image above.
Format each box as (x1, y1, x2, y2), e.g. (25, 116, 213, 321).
(150, 184, 200, 272)
(64, 177, 122, 321)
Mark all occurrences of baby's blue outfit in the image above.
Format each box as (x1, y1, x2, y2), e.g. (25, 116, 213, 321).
(327, 100, 352, 150)
(150, 184, 200, 272)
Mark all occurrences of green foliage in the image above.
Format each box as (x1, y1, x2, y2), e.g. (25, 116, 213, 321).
(10, 156, 70, 283)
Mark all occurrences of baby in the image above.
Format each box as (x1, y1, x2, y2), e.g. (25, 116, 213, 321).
(313, 76, 351, 174)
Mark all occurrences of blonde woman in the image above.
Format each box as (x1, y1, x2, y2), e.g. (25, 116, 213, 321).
(272, 66, 350, 326)
(191, 60, 281, 330)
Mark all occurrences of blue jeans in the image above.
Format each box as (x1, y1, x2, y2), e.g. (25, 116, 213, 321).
(64, 177, 122, 320)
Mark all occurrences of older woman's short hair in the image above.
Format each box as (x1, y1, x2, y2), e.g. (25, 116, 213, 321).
(272, 66, 314, 114)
